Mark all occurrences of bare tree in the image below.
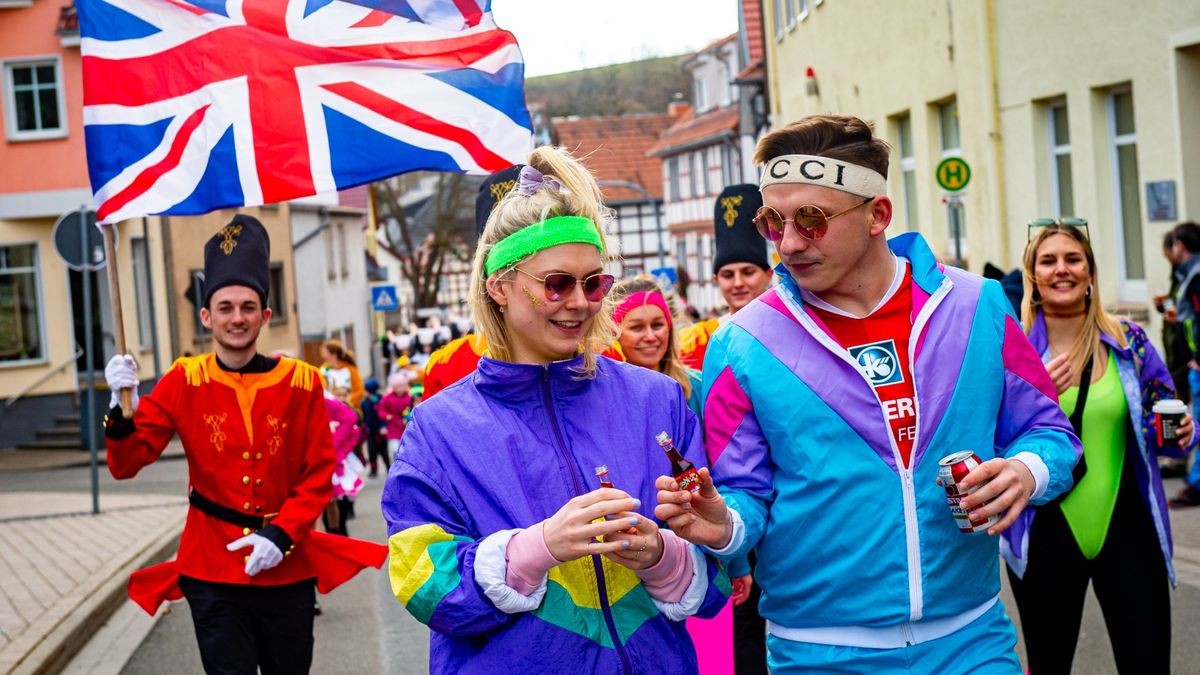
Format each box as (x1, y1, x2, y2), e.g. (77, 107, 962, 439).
(374, 171, 480, 322)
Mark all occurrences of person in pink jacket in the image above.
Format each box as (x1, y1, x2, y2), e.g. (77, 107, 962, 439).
(324, 391, 363, 535)
(378, 373, 412, 462)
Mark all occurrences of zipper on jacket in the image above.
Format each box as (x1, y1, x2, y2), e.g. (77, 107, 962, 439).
(779, 275, 952, 623)
(899, 276, 953, 620)
(540, 368, 633, 674)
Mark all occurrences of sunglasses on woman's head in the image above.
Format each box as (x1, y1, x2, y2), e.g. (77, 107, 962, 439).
(752, 198, 875, 242)
(514, 268, 615, 302)
(1027, 218, 1089, 241)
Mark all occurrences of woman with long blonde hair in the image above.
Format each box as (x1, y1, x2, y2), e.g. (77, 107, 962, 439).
(381, 147, 730, 674)
(1004, 220, 1197, 674)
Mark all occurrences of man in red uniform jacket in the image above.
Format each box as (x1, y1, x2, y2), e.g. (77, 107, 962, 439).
(103, 215, 385, 674)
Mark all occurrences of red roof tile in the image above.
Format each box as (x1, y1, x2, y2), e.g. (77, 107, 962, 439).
(646, 105, 739, 157)
(743, 0, 763, 66)
(552, 113, 680, 202)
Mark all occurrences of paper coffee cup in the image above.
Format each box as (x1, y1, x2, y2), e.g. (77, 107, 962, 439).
(1153, 399, 1187, 445)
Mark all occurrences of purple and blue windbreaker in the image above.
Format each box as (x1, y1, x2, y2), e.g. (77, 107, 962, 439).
(381, 355, 730, 674)
(1004, 313, 1199, 583)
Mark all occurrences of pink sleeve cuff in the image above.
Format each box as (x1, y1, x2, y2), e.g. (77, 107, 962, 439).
(505, 522, 560, 596)
(636, 530, 693, 603)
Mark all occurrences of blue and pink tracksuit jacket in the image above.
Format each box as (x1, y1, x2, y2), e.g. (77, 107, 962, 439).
(381, 355, 730, 674)
(701, 232, 1081, 648)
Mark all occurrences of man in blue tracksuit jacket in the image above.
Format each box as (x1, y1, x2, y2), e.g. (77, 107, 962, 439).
(656, 114, 1081, 674)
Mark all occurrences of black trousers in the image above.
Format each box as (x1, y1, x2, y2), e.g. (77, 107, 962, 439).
(1006, 453, 1171, 675)
(733, 552, 769, 675)
(178, 575, 316, 675)
(367, 431, 389, 473)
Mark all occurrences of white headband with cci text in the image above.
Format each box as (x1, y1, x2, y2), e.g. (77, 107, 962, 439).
(759, 154, 886, 199)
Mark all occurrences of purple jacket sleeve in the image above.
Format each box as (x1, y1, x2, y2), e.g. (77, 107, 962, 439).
(380, 417, 516, 638)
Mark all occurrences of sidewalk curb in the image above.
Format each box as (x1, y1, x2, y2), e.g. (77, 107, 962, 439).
(7, 515, 184, 675)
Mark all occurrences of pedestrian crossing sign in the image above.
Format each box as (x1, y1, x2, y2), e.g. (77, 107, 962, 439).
(370, 285, 399, 312)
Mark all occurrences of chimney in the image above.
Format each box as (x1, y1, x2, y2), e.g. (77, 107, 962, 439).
(667, 101, 692, 117)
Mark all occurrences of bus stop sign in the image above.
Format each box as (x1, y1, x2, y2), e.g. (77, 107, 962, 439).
(936, 157, 971, 192)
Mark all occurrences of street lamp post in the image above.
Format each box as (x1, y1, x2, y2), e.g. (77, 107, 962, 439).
(596, 179, 665, 271)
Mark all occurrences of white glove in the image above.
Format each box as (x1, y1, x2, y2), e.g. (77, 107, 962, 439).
(226, 533, 284, 577)
(104, 354, 140, 412)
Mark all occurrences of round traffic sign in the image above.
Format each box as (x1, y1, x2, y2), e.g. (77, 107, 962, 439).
(52, 210, 108, 271)
(936, 157, 971, 192)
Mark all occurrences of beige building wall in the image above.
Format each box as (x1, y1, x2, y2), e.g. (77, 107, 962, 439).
(0, 206, 300, 402)
(163, 206, 301, 361)
(763, 0, 1200, 337)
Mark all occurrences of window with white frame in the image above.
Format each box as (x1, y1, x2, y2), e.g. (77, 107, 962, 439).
(688, 152, 699, 198)
(701, 147, 711, 196)
(1047, 101, 1074, 217)
(773, 0, 785, 40)
(1109, 87, 1144, 282)
(718, 61, 731, 107)
(694, 77, 708, 112)
(130, 238, 153, 349)
(797, 0, 810, 21)
(785, 0, 797, 29)
(938, 98, 960, 155)
(336, 222, 349, 278)
(896, 114, 918, 231)
(668, 157, 680, 201)
(937, 98, 962, 244)
(0, 243, 45, 364)
(325, 226, 337, 280)
(268, 262, 287, 322)
(3, 59, 66, 140)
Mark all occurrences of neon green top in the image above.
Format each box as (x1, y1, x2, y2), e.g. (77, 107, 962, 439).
(1059, 351, 1126, 560)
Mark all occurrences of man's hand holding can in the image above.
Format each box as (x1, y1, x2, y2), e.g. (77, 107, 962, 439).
(954, 457, 1035, 536)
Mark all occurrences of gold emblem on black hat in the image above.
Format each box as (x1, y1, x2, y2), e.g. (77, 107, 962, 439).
(490, 179, 517, 206)
(720, 195, 744, 227)
(217, 224, 243, 255)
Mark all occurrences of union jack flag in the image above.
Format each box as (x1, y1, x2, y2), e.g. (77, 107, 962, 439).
(77, 0, 533, 224)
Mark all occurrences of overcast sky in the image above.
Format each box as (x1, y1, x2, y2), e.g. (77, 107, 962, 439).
(491, 0, 739, 77)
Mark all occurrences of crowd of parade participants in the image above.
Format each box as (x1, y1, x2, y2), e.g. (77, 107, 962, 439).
(103, 113, 1199, 673)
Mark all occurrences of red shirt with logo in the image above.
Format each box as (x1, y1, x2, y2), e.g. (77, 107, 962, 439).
(809, 269, 918, 468)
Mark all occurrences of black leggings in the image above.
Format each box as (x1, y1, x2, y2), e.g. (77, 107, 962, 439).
(1006, 453, 1171, 675)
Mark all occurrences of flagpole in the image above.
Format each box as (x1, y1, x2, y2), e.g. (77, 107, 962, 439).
(101, 222, 134, 418)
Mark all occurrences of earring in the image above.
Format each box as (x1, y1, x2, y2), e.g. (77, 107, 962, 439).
(522, 286, 544, 308)
(499, 306, 506, 314)
(1086, 284, 1093, 299)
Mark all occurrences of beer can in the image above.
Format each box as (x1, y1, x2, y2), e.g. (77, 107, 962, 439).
(937, 451, 999, 534)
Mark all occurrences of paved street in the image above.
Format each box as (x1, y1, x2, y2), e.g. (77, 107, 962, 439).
(4, 453, 1200, 673)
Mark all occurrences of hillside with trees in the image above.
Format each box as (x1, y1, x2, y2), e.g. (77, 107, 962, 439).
(525, 55, 692, 118)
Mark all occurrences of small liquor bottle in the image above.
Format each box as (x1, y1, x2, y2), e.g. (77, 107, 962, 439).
(656, 431, 701, 494)
(594, 465, 615, 489)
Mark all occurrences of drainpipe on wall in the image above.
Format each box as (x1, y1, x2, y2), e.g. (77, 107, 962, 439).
(160, 215, 179, 359)
(984, 0, 1010, 266)
(141, 216, 161, 378)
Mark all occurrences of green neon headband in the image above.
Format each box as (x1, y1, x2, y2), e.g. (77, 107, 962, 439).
(484, 215, 603, 276)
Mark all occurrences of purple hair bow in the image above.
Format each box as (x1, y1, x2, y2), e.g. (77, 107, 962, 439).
(516, 165, 562, 195)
